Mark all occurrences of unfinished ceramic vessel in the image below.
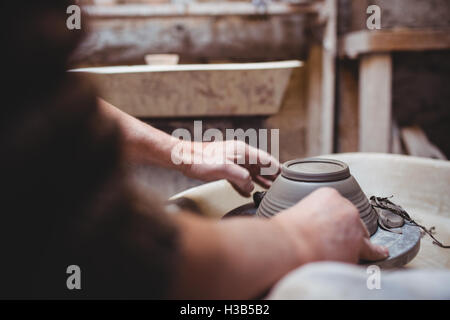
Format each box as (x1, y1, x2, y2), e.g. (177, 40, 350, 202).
(257, 158, 379, 235)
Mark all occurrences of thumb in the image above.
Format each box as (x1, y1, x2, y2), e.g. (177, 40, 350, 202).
(360, 238, 389, 261)
(222, 161, 254, 197)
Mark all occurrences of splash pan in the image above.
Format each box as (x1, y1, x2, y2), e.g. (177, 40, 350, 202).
(224, 200, 421, 268)
(223, 158, 422, 268)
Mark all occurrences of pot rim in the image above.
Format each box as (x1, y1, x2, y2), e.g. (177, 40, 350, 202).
(281, 158, 351, 182)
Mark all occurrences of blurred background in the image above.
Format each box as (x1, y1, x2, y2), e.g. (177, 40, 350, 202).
(72, 0, 450, 197)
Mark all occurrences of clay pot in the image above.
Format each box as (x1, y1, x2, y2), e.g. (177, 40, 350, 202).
(257, 158, 379, 236)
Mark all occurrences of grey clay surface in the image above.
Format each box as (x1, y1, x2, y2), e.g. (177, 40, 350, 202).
(257, 158, 379, 236)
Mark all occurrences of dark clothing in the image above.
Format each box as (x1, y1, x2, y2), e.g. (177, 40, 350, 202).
(0, 1, 178, 299)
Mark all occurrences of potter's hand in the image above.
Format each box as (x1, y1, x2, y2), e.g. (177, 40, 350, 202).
(274, 188, 389, 263)
(173, 140, 280, 197)
(97, 99, 279, 195)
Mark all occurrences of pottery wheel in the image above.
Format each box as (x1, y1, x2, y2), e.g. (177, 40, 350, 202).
(364, 223, 421, 268)
(223, 203, 421, 268)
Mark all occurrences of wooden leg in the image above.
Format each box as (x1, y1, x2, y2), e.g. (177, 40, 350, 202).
(306, 44, 327, 156)
(337, 60, 359, 153)
(306, 0, 337, 156)
(358, 53, 392, 153)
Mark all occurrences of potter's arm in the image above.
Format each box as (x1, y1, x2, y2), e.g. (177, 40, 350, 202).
(169, 188, 388, 299)
(169, 213, 303, 299)
(98, 98, 180, 170)
(97, 98, 279, 197)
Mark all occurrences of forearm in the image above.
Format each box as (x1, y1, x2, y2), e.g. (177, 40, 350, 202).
(98, 98, 179, 169)
(169, 213, 305, 299)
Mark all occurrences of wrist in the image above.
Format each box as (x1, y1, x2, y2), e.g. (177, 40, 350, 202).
(137, 125, 185, 170)
(168, 139, 197, 175)
(271, 212, 315, 266)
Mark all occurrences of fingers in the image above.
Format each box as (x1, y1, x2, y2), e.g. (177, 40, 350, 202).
(359, 237, 389, 261)
(245, 145, 280, 180)
(353, 200, 388, 261)
(222, 161, 255, 197)
(229, 181, 253, 198)
(355, 204, 388, 261)
(358, 217, 371, 239)
(252, 175, 273, 189)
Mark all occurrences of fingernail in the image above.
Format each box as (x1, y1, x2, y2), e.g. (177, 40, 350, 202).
(379, 246, 389, 257)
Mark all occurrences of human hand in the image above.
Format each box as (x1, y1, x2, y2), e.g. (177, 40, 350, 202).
(273, 187, 389, 264)
(172, 140, 280, 197)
